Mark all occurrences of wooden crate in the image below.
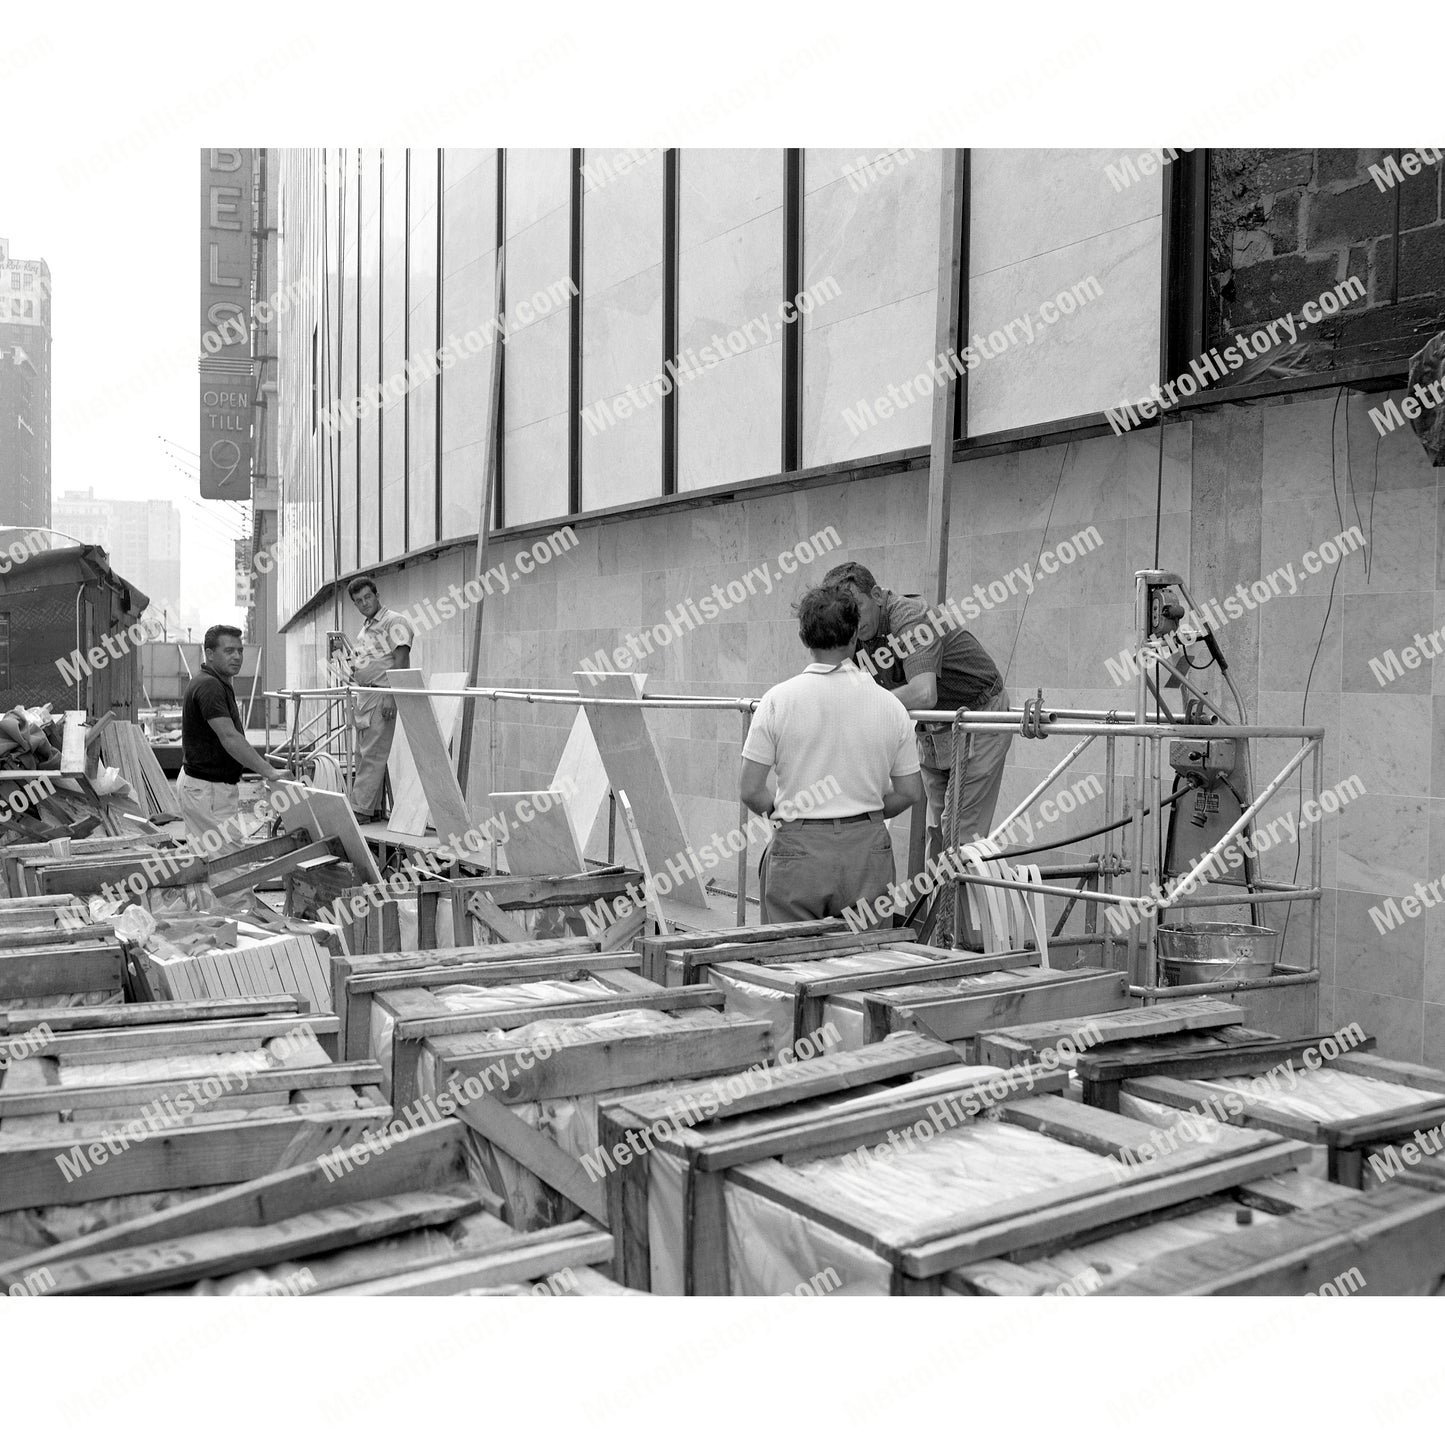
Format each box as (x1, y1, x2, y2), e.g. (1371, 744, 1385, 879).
(391, 971, 774, 1233)
(0, 936, 128, 1010)
(2, 993, 312, 1039)
(0, 1119, 629, 1296)
(976, 999, 1251, 1069)
(947, 1169, 1445, 1295)
(374, 957, 670, 1108)
(636, 918, 854, 985)
(1073, 1030, 1445, 1189)
(0, 1010, 386, 1213)
(860, 959, 1129, 1061)
(598, 1033, 1306, 1294)
(701, 938, 1112, 1056)
(331, 937, 613, 1060)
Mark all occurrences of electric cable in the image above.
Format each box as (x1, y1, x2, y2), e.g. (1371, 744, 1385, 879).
(1281, 385, 1349, 957)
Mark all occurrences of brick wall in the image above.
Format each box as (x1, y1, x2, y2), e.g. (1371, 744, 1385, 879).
(1209, 148, 1444, 370)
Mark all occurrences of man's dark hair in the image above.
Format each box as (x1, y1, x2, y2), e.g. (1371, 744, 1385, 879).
(348, 575, 378, 600)
(822, 561, 879, 594)
(204, 624, 243, 653)
(796, 586, 859, 650)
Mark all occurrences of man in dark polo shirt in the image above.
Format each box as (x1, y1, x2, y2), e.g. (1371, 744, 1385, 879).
(823, 562, 1012, 868)
(178, 625, 287, 857)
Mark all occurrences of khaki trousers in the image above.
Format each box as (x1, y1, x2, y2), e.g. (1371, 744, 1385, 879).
(351, 699, 396, 817)
(758, 816, 895, 924)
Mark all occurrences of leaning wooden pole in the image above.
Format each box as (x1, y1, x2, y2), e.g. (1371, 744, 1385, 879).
(923, 147, 964, 609)
(912, 148, 966, 880)
(456, 246, 506, 796)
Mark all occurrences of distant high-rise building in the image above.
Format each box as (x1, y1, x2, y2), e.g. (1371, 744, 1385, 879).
(53, 489, 183, 614)
(0, 238, 52, 537)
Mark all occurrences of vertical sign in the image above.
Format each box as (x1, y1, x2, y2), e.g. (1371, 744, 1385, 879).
(200, 149, 255, 499)
(234, 539, 255, 607)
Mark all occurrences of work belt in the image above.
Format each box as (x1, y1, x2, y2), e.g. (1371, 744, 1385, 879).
(788, 811, 881, 825)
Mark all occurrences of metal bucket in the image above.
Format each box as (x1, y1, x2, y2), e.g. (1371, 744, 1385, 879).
(1156, 922, 1278, 987)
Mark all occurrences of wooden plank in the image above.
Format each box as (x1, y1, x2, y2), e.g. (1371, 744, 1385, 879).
(386, 669, 475, 849)
(978, 1000, 1246, 1068)
(17, 1014, 338, 1058)
(0, 943, 126, 998)
(396, 983, 726, 1039)
(3, 1119, 475, 1270)
(868, 970, 1129, 1045)
(1101, 1182, 1445, 1295)
(437, 1018, 774, 1105)
(575, 671, 707, 908)
(694, 1069, 1070, 1173)
(1076, 1032, 1377, 1087)
(0, 995, 307, 1034)
(0, 1102, 391, 1210)
(319, 1223, 614, 1295)
(11, 1187, 482, 1295)
(267, 782, 383, 885)
(1120, 1075, 1326, 1143)
(452, 1090, 608, 1225)
(893, 1141, 1310, 1277)
(610, 1031, 960, 1128)
(0, 1062, 380, 1117)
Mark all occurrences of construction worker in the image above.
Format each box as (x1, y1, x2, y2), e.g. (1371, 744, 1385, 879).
(823, 561, 1012, 866)
(345, 575, 413, 823)
(741, 585, 922, 923)
(177, 625, 287, 858)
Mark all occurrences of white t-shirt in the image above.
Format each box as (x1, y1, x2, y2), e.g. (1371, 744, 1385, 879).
(742, 661, 919, 817)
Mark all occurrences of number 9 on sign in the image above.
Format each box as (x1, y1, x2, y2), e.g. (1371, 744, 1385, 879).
(209, 438, 243, 491)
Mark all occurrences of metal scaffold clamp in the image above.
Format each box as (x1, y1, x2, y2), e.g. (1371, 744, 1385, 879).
(1020, 688, 1048, 738)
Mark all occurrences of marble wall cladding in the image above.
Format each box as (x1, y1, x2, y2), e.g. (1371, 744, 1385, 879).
(381, 150, 409, 559)
(502, 151, 572, 528)
(357, 148, 382, 569)
(968, 150, 1162, 436)
(802, 151, 939, 468)
(339, 209, 358, 575)
(440, 152, 497, 551)
(677, 177, 785, 491)
(408, 155, 440, 551)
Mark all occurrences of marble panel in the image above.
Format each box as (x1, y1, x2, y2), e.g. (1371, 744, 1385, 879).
(677, 343, 783, 491)
(1336, 888, 1425, 1000)
(1340, 592, 1434, 693)
(970, 149, 1162, 276)
(443, 148, 490, 189)
(803, 156, 940, 329)
(679, 149, 783, 252)
(802, 290, 936, 468)
(1337, 792, 1429, 896)
(1423, 1004, 1445, 1071)
(504, 308, 569, 433)
(804, 148, 932, 195)
(1335, 987, 1422, 1062)
(967, 215, 1163, 436)
(583, 152, 664, 295)
(505, 149, 571, 238)
(502, 412, 568, 528)
(1338, 691, 1431, 798)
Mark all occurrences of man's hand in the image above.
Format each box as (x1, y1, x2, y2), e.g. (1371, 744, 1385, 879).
(381, 699, 397, 722)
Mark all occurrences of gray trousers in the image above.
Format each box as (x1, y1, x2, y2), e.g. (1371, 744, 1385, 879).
(758, 816, 895, 924)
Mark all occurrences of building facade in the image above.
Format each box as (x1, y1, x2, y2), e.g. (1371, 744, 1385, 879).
(0, 237, 52, 534)
(270, 147, 1445, 1063)
(53, 488, 183, 619)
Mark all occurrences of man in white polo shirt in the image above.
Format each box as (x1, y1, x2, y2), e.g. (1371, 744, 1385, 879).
(741, 585, 922, 923)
